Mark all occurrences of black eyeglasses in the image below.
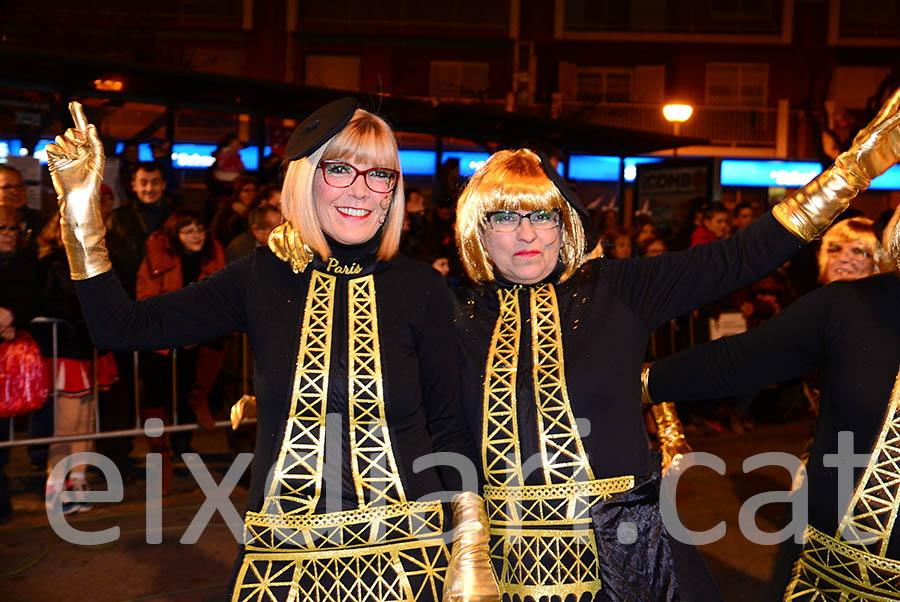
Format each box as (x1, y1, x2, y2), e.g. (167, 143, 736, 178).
(0, 184, 25, 191)
(484, 210, 561, 232)
(318, 160, 399, 194)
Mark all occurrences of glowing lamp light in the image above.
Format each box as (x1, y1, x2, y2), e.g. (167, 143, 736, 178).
(663, 104, 693, 123)
(94, 78, 124, 92)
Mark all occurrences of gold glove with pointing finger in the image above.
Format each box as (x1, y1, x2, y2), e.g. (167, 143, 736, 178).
(773, 86, 900, 241)
(45, 101, 112, 280)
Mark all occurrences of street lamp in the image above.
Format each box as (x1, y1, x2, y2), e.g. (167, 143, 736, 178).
(663, 103, 693, 157)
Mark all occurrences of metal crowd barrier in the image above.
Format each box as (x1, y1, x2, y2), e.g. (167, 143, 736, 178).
(1, 319, 253, 449)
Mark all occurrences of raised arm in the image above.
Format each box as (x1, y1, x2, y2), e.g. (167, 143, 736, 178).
(46, 102, 247, 351)
(644, 284, 833, 404)
(605, 87, 900, 329)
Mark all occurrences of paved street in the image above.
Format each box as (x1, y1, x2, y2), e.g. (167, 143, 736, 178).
(0, 420, 810, 601)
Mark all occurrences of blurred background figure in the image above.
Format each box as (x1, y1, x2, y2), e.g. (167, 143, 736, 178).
(0, 164, 42, 248)
(136, 209, 225, 494)
(211, 175, 258, 247)
(732, 201, 756, 232)
(690, 202, 731, 247)
(207, 134, 246, 206)
(817, 216, 887, 284)
(225, 204, 282, 263)
(35, 216, 118, 515)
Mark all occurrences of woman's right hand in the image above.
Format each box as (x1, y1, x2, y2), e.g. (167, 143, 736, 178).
(44, 102, 112, 280)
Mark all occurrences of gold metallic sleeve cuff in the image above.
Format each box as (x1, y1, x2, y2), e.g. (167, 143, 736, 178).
(442, 491, 500, 602)
(771, 166, 857, 243)
(651, 402, 692, 475)
(641, 364, 655, 405)
(229, 394, 257, 430)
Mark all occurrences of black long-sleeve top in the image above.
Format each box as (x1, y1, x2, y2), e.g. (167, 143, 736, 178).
(75, 239, 477, 514)
(649, 273, 900, 556)
(452, 213, 804, 483)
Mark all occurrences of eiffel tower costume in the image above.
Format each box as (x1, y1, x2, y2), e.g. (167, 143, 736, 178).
(47, 99, 497, 602)
(647, 273, 900, 601)
(449, 97, 900, 599)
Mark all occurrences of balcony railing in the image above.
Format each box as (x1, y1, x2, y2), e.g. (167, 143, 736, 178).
(556, 101, 778, 147)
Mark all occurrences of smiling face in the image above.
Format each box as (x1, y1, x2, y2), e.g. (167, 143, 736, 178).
(132, 167, 165, 205)
(178, 222, 206, 254)
(481, 210, 562, 284)
(313, 159, 393, 245)
(823, 239, 876, 283)
(0, 170, 27, 209)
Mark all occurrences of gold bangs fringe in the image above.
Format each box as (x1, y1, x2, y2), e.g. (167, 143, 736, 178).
(456, 149, 585, 284)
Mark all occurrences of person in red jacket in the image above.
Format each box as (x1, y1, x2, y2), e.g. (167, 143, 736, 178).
(136, 209, 225, 493)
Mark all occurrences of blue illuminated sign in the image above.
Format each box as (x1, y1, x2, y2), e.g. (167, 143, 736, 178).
(398, 150, 437, 176)
(568, 155, 620, 182)
(720, 159, 823, 188)
(440, 151, 492, 177)
(623, 157, 664, 182)
(870, 165, 900, 191)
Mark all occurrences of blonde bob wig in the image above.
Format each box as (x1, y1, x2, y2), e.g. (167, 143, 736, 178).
(817, 217, 888, 282)
(455, 148, 585, 284)
(882, 204, 900, 272)
(280, 108, 406, 262)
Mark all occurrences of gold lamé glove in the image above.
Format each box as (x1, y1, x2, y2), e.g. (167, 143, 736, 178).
(773, 86, 900, 241)
(651, 402, 692, 476)
(230, 394, 257, 430)
(45, 102, 111, 280)
(442, 491, 500, 602)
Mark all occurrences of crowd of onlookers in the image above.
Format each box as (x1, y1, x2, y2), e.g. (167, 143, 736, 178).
(0, 138, 895, 524)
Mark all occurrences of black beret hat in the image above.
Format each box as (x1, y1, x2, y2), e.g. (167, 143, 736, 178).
(285, 97, 361, 162)
(535, 150, 589, 218)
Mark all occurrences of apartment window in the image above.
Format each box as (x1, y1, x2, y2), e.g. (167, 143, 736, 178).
(577, 68, 632, 102)
(429, 61, 490, 98)
(705, 63, 768, 106)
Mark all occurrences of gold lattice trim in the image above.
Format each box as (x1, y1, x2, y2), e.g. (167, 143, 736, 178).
(530, 284, 594, 484)
(784, 525, 900, 601)
(233, 537, 448, 602)
(483, 477, 635, 526)
(262, 271, 335, 517)
(347, 275, 407, 507)
(837, 367, 900, 555)
(482, 288, 524, 487)
(243, 500, 444, 551)
(489, 527, 603, 600)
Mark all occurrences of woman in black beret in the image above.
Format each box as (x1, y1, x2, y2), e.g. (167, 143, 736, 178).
(46, 99, 497, 602)
(449, 87, 900, 602)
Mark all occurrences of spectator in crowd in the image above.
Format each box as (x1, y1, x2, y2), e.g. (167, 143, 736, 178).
(136, 209, 225, 493)
(817, 216, 888, 284)
(257, 184, 282, 210)
(0, 164, 43, 247)
(641, 236, 667, 258)
(0, 205, 43, 523)
(632, 213, 656, 248)
(211, 176, 257, 247)
(225, 204, 282, 263)
(207, 134, 245, 205)
(106, 162, 175, 296)
(733, 201, 756, 232)
(35, 216, 118, 514)
(690, 201, 731, 246)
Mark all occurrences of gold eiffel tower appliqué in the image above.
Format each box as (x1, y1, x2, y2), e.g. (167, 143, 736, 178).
(482, 288, 525, 487)
(838, 366, 900, 555)
(348, 275, 406, 507)
(783, 367, 900, 601)
(481, 284, 623, 601)
(262, 270, 335, 517)
(531, 284, 594, 484)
